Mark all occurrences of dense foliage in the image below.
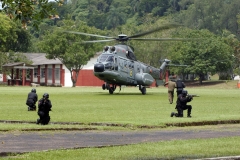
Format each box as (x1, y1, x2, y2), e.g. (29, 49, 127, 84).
(0, 0, 240, 81)
(169, 28, 234, 83)
(0, 0, 65, 28)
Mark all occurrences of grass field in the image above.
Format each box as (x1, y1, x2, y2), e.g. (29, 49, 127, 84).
(1, 80, 240, 159)
(0, 80, 239, 129)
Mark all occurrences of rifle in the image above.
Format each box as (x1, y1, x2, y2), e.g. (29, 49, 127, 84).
(188, 94, 200, 97)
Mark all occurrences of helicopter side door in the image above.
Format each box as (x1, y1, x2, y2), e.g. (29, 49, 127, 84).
(119, 57, 135, 85)
(127, 60, 135, 84)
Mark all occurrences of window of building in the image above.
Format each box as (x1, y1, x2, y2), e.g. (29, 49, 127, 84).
(48, 68, 52, 80)
(34, 68, 38, 78)
(55, 68, 60, 80)
(41, 68, 45, 78)
(26, 69, 31, 80)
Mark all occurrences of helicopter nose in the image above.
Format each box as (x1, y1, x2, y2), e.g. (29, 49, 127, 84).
(94, 63, 104, 72)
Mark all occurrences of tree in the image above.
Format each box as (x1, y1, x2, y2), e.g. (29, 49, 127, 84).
(169, 28, 234, 84)
(0, 13, 32, 73)
(0, 13, 17, 52)
(0, 0, 64, 29)
(6, 23, 32, 52)
(221, 30, 240, 78)
(38, 20, 103, 87)
(0, 13, 32, 52)
(174, 0, 240, 40)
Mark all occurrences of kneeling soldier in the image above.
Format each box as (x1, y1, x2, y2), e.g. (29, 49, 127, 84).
(171, 90, 193, 118)
(37, 93, 52, 125)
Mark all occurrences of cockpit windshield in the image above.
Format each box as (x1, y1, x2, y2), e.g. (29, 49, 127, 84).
(98, 54, 114, 62)
(106, 55, 114, 62)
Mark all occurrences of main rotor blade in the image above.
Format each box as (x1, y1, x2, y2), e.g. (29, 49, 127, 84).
(130, 38, 194, 41)
(64, 31, 114, 39)
(128, 23, 181, 39)
(82, 39, 116, 43)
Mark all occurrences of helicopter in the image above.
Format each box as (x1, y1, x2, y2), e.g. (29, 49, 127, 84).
(66, 24, 187, 95)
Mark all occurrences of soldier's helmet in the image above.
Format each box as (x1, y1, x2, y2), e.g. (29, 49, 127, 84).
(43, 93, 49, 99)
(31, 88, 36, 93)
(182, 90, 188, 96)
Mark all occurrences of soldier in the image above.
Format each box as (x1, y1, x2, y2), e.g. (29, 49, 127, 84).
(164, 79, 176, 104)
(36, 93, 52, 125)
(171, 90, 193, 118)
(176, 79, 185, 96)
(26, 88, 38, 111)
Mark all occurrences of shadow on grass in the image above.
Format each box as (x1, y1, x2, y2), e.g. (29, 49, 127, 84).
(184, 80, 240, 89)
(184, 80, 227, 87)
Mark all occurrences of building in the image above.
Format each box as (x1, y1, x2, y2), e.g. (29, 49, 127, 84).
(2, 53, 104, 87)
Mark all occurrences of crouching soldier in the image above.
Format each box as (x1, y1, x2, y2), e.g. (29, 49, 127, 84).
(26, 88, 38, 111)
(171, 90, 193, 118)
(37, 93, 52, 125)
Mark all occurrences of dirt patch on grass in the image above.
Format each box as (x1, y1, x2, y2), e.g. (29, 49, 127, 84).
(1, 119, 240, 131)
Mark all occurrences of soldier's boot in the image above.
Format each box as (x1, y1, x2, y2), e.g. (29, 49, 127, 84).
(187, 108, 192, 118)
(33, 105, 36, 111)
(36, 119, 41, 124)
(170, 112, 175, 117)
(28, 106, 35, 111)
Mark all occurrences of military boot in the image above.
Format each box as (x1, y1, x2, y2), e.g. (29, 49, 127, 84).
(187, 112, 192, 118)
(36, 119, 41, 124)
(170, 112, 175, 117)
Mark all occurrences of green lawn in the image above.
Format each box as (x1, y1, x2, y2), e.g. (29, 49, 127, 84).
(1, 82, 240, 159)
(0, 82, 239, 128)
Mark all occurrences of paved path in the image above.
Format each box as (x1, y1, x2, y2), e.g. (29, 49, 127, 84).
(1, 125, 240, 154)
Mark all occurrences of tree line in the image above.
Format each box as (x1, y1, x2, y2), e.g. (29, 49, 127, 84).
(0, 0, 240, 85)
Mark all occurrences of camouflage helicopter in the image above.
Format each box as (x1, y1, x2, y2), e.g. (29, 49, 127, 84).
(66, 24, 187, 95)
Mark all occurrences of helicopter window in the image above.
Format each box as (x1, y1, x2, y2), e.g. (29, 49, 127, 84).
(124, 61, 127, 68)
(98, 54, 108, 62)
(107, 55, 114, 62)
(128, 62, 132, 68)
(131, 62, 134, 68)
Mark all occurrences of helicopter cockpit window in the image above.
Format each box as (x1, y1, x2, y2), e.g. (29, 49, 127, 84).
(98, 54, 108, 62)
(106, 55, 114, 62)
(126, 51, 137, 61)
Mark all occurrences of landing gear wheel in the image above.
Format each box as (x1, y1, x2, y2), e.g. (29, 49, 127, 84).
(109, 87, 114, 94)
(106, 84, 110, 90)
(141, 87, 146, 95)
(102, 84, 106, 90)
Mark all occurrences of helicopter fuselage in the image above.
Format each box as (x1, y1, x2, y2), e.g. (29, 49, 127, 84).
(66, 24, 182, 94)
(93, 44, 164, 94)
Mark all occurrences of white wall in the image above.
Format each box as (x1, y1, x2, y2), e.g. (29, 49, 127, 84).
(63, 65, 72, 87)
